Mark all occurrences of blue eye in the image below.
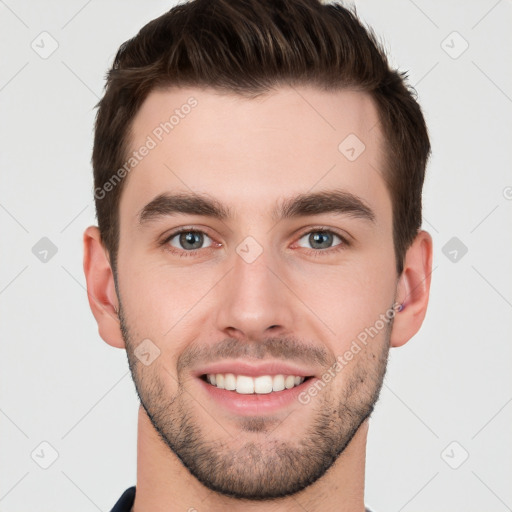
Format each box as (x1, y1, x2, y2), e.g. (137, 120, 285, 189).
(167, 230, 213, 252)
(161, 227, 349, 259)
(297, 230, 344, 251)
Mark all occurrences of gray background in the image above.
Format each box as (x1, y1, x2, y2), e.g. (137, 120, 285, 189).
(1, 1, 511, 511)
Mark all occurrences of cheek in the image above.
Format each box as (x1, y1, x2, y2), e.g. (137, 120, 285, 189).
(287, 256, 395, 332)
(118, 257, 219, 344)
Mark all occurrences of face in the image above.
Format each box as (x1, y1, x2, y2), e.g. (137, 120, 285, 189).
(115, 85, 398, 499)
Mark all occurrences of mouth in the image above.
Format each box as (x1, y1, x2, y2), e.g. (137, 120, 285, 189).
(199, 373, 315, 395)
(193, 360, 319, 415)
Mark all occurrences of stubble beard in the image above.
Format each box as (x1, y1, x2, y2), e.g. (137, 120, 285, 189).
(119, 302, 391, 501)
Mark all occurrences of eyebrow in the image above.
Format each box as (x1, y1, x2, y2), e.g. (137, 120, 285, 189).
(138, 189, 376, 226)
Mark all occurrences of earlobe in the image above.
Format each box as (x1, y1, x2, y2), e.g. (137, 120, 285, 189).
(390, 230, 433, 348)
(82, 226, 126, 349)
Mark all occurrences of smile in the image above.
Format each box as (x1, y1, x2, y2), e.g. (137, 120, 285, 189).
(202, 373, 312, 394)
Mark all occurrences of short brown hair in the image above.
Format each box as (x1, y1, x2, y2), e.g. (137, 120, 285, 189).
(92, 0, 430, 276)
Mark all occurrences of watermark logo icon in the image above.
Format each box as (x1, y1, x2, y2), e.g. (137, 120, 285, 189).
(236, 236, 264, 264)
(32, 237, 58, 263)
(134, 338, 161, 366)
(31, 441, 59, 469)
(441, 31, 469, 60)
(442, 236, 468, 263)
(338, 134, 366, 162)
(31, 31, 59, 59)
(441, 441, 469, 469)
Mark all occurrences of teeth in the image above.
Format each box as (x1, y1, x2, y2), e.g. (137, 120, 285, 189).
(285, 375, 295, 389)
(205, 373, 306, 394)
(236, 375, 254, 394)
(224, 373, 236, 390)
(254, 375, 273, 394)
(273, 374, 285, 391)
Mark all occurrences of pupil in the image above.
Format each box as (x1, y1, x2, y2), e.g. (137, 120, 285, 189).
(181, 232, 202, 249)
(311, 232, 331, 249)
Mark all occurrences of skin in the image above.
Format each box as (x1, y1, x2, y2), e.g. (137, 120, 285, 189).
(83, 85, 432, 512)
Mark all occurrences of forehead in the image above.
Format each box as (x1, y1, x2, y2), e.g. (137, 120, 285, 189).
(119, 85, 390, 229)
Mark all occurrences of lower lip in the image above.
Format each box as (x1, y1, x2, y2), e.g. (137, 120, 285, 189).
(197, 376, 316, 416)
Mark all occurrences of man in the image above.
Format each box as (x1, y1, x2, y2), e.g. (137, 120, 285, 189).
(83, 0, 432, 510)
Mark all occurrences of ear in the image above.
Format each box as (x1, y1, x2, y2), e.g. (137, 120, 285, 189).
(390, 230, 433, 348)
(83, 225, 125, 349)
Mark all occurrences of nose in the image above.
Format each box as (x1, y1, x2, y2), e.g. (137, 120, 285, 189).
(214, 244, 296, 342)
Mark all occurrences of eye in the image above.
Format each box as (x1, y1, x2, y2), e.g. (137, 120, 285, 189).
(160, 227, 349, 259)
(164, 229, 214, 254)
(296, 229, 348, 254)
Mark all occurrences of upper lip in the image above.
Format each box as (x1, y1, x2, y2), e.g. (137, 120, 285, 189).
(194, 360, 316, 378)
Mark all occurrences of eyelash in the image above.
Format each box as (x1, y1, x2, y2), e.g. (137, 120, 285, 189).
(160, 226, 351, 258)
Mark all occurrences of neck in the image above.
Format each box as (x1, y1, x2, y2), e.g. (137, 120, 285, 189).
(132, 404, 367, 512)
